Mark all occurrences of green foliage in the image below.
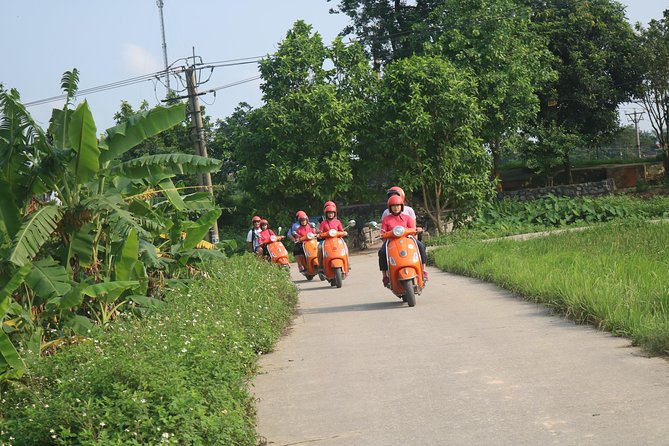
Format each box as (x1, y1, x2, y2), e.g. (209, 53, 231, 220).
(0, 256, 298, 445)
(0, 74, 228, 381)
(432, 220, 669, 355)
(429, 194, 669, 244)
(376, 55, 494, 232)
(635, 11, 669, 166)
(424, 0, 555, 176)
(232, 22, 373, 217)
(471, 194, 633, 231)
(527, 0, 644, 144)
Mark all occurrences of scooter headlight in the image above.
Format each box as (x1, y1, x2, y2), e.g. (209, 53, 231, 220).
(328, 229, 337, 237)
(392, 226, 406, 237)
(270, 235, 277, 242)
(306, 232, 315, 240)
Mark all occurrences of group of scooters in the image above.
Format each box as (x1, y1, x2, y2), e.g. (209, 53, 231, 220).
(259, 220, 425, 307)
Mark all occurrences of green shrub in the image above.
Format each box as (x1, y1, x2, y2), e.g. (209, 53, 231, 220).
(0, 255, 297, 446)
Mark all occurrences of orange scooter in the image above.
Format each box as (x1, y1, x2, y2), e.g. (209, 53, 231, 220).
(318, 228, 350, 288)
(297, 232, 319, 280)
(382, 226, 425, 307)
(259, 234, 290, 271)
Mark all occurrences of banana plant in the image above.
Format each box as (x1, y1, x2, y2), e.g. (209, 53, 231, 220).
(0, 71, 224, 381)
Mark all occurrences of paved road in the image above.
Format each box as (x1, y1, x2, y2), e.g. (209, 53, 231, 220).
(253, 251, 669, 445)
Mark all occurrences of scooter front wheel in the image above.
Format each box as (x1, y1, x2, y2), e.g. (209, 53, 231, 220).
(334, 267, 343, 288)
(402, 279, 416, 307)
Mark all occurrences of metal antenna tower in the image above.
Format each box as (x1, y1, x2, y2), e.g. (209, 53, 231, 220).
(156, 0, 170, 92)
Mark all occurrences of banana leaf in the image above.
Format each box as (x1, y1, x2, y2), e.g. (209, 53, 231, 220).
(6, 204, 62, 267)
(181, 209, 222, 250)
(82, 280, 139, 303)
(0, 178, 20, 245)
(83, 193, 149, 239)
(61, 314, 99, 336)
(0, 263, 32, 317)
(25, 257, 72, 303)
(68, 101, 100, 184)
(66, 222, 96, 268)
(126, 294, 165, 309)
(48, 282, 86, 310)
(101, 103, 187, 163)
(0, 330, 25, 378)
(114, 228, 138, 281)
(109, 153, 222, 179)
(158, 178, 186, 211)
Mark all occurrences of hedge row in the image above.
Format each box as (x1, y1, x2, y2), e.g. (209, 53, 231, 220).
(0, 255, 297, 446)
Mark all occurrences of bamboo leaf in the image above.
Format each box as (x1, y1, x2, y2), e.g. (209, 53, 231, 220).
(101, 103, 187, 163)
(7, 205, 62, 267)
(68, 100, 100, 183)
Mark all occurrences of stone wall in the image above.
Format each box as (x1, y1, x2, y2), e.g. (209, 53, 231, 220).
(497, 178, 615, 201)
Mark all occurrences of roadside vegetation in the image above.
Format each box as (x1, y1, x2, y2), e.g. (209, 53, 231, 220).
(431, 193, 669, 356)
(0, 255, 297, 445)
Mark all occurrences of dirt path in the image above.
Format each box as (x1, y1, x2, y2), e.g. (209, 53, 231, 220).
(253, 252, 669, 445)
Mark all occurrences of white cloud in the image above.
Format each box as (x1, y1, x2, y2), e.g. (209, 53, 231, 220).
(121, 43, 162, 75)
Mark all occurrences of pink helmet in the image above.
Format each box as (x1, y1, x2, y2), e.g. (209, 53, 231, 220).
(387, 194, 404, 212)
(386, 186, 406, 203)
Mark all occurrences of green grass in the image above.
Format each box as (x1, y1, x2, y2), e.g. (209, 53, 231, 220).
(432, 220, 669, 356)
(0, 255, 297, 446)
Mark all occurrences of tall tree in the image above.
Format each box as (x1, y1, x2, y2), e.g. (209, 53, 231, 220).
(327, 0, 430, 68)
(527, 0, 643, 147)
(377, 55, 493, 232)
(422, 0, 554, 185)
(233, 21, 373, 220)
(635, 10, 669, 172)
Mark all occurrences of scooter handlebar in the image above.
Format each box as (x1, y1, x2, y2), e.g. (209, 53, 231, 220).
(318, 230, 348, 238)
(381, 226, 417, 239)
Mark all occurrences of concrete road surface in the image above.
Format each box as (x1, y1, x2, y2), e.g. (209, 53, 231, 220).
(253, 251, 669, 446)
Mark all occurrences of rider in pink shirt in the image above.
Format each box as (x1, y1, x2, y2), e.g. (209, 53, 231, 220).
(320, 203, 344, 232)
(379, 195, 427, 287)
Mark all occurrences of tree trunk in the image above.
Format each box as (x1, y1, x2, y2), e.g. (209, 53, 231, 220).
(491, 140, 502, 191)
(563, 155, 573, 185)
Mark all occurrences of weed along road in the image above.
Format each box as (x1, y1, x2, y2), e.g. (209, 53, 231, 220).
(253, 251, 669, 446)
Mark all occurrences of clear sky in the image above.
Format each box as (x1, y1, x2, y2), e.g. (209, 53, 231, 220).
(2, 1, 665, 133)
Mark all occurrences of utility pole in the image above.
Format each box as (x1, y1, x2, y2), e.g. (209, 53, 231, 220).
(185, 60, 219, 243)
(156, 0, 170, 92)
(626, 110, 644, 159)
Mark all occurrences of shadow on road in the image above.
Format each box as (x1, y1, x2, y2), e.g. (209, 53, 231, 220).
(299, 300, 405, 314)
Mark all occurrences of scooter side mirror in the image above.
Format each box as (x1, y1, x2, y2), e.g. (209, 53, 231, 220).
(369, 221, 378, 229)
(277, 226, 282, 235)
(309, 222, 316, 228)
(348, 219, 356, 228)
